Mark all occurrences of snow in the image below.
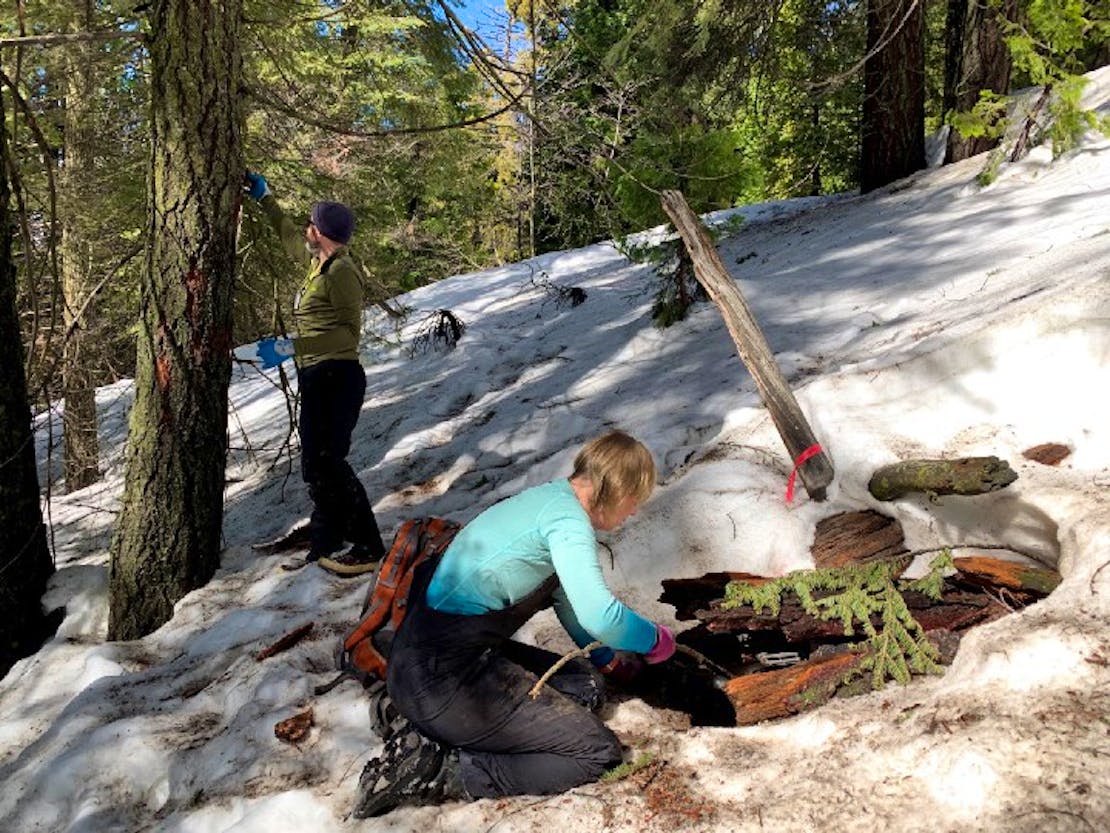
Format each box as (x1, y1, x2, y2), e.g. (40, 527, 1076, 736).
(4, 66, 1109, 832)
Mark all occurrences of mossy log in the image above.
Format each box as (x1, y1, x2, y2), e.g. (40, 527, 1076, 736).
(722, 652, 864, 724)
(868, 456, 1017, 501)
(953, 555, 1061, 596)
(699, 584, 1005, 642)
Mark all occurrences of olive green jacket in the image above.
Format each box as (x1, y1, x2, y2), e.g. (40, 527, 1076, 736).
(260, 194, 366, 368)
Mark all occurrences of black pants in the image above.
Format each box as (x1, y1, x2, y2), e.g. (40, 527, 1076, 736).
(387, 560, 621, 798)
(297, 359, 384, 556)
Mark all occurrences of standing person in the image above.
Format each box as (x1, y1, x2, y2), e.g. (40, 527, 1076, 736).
(244, 172, 386, 575)
(354, 430, 677, 817)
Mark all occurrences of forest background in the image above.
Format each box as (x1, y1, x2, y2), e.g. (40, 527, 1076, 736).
(0, 0, 1107, 673)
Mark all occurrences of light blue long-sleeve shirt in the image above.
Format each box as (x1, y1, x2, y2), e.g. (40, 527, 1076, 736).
(426, 479, 657, 659)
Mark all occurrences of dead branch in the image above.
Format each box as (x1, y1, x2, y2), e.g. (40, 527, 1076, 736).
(529, 641, 602, 699)
(256, 622, 315, 661)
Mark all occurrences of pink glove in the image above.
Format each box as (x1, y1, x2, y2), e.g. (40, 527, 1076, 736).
(644, 624, 676, 665)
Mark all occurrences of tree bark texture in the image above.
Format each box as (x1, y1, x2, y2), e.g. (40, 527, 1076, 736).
(952, 555, 1061, 596)
(0, 91, 56, 679)
(860, 0, 926, 192)
(660, 190, 834, 501)
(61, 0, 101, 492)
(943, 0, 1017, 163)
(722, 652, 864, 725)
(867, 456, 1017, 501)
(661, 572, 773, 621)
(811, 510, 907, 569)
(108, 0, 244, 640)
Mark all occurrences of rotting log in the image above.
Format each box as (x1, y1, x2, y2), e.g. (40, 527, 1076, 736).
(868, 456, 1017, 501)
(699, 584, 1005, 642)
(723, 652, 864, 724)
(811, 510, 907, 569)
(660, 572, 772, 621)
(660, 189, 834, 502)
(953, 555, 1061, 596)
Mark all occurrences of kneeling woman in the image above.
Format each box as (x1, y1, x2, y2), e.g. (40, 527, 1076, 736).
(356, 430, 676, 817)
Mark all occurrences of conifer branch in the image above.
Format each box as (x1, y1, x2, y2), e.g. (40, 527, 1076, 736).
(722, 554, 951, 690)
(0, 30, 145, 49)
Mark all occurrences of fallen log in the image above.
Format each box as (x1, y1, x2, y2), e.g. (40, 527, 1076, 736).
(699, 583, 1005, 642)
(723, 626, 968, 725)
(722, 652, 864, 724)
(868, 456, 1017, 501)
(811, 510, 907, 569)
(953, 555, 1061, 596)
(660, 572, 772, 621)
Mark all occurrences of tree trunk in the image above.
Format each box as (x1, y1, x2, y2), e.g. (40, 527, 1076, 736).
(860, 0, 926, 192)
(943, 0, 1017, 163)
(108, 0, 244, 640)
(0, 90, 56, 679)
(61, 0, 101, 492)
(867, 456, 1017, 501)
(660, 190, 834, 501)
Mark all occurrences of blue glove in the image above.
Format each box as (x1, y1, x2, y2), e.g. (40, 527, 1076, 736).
(245, 172, 270, 201)
(256, 336, 294, 369)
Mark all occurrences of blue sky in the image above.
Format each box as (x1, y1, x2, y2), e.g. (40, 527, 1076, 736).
(449, 0, 512, 39)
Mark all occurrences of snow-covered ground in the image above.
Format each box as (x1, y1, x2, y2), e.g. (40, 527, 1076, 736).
(3, 66, 1109, 833)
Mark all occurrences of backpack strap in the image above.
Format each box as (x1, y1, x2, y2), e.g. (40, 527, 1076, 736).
(325, 518, 461, 693)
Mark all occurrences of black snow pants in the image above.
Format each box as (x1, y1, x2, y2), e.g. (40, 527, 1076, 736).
(297, 359, 384, 556)
(386, 558, 621, 798)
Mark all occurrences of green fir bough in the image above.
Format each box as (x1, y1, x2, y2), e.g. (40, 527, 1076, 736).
(722, 553, 955, 690)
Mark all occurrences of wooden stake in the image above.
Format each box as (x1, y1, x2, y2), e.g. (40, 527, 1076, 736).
(660, 190, 834, 501)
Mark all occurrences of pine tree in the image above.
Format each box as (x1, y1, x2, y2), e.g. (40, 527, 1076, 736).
(0, 86, 56, 679)
(108, 0, 245, 640)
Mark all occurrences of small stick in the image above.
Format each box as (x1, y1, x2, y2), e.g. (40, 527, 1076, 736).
(256, 622, 315, 661)
(676, 644, 733, 680)
(529, 641, 602, 699)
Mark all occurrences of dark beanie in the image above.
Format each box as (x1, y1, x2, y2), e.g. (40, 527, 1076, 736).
(310, 201, 355, 244)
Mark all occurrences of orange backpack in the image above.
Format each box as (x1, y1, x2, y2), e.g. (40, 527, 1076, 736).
(317, 517, 460, 694)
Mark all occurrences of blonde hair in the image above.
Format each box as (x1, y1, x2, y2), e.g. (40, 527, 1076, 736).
(571, 430, 656, 513)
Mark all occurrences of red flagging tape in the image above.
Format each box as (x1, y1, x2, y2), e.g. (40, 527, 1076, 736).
(785, 444, 824, 504)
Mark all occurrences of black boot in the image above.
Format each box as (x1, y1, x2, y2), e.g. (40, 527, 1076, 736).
(367, 684, 407, 741)
(353, 727, 467, 818)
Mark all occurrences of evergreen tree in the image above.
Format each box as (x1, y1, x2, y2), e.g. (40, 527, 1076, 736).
(943, 0, 1018, 162)
(860, 0, 927, 192)
(107, 0, 244, 640)
(0, 85, 56, 680)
